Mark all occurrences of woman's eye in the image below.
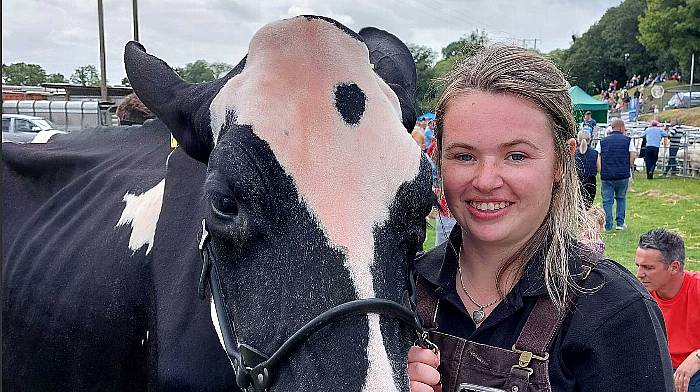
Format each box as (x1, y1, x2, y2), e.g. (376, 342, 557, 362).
(456, 153, 474, 162)
(210, 195, 238, 217)
(508, 152, 526, 161)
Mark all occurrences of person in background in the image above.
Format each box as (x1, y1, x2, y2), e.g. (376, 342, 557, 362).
(424, 120, 436, 151)
(643, 120, 668, 179)
(635, 229, 700, 392)
(575, 130, 599, 209)
(408, 45, 672, 392)
(596, 117, 636, 230)
(116, 93, 155, 125)
(434, 188, 456, 246)
(412, 125, 426, 150)
(664, 120, 685, 176)
(580, 205, 606, 255)
(581, 111, 596, 135)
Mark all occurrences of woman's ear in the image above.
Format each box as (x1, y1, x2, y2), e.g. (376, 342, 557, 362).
(566, 138, 577, 157)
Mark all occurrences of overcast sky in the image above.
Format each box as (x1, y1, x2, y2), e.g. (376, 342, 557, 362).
(2, 0, 622, 85)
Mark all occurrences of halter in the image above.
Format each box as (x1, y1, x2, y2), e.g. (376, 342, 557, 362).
(197, 219, 436, 392)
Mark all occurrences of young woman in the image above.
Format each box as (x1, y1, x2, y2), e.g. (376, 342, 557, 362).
(408, 46, 673, 392)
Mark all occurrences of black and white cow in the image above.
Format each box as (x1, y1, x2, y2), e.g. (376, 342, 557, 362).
(3, 15, 434, 391)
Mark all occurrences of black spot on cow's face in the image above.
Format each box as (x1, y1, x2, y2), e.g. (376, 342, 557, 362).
(334, 83, 366, 126)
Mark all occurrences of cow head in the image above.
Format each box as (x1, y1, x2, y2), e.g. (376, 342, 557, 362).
(125, 15, 434, 391)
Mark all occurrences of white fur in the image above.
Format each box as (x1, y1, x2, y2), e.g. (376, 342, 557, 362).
(115, 179, 165, 255)
(209, 17, 421, 391)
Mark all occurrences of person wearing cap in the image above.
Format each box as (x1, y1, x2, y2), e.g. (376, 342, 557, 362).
(581, 111, 596, 135)
(642, 120, 668, 179)
(663, 120, 685, 176)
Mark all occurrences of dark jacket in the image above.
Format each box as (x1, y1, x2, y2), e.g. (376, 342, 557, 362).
(575, 148, 598, 178)
(600, 132, 632, 180)
(414, 229, 674, 392)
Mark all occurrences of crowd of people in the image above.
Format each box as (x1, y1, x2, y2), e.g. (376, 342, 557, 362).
(601, 70, 681, 113)
(405, 46, 697, 392)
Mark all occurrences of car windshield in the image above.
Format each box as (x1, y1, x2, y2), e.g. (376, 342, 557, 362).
(32, 119, 56, 130)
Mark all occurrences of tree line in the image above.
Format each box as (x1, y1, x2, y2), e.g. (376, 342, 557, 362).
(1, 60, 234, 88)
(3, 0, 696, 113)
(410, 0, 698, 115)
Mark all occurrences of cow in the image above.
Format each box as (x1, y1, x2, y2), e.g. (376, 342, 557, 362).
(3, 15, 435, 391)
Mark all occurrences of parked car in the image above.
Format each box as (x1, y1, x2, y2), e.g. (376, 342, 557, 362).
(2, 114, 64, 143)
(665, 92, 700, 110)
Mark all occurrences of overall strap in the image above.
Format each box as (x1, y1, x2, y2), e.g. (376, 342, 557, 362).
(506, 255, 599, 390)
(415, 275, 440, 330)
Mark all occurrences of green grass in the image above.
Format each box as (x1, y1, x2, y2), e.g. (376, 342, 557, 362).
(423, 176, 700, 273)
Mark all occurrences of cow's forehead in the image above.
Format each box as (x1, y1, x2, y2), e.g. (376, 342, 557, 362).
(209, 15, 422, 297)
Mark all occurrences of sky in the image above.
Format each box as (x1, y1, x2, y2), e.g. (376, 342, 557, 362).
(2, 0, 623, 85)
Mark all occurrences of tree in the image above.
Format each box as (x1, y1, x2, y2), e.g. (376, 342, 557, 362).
(441, 30, 489, 60)
(210, 62, 234, 78)
(70, 65, 100, 86)
(175, 60, 215, 83)
(639, 0, 700, 76)
(409, 44, 437, 116)
(2, 62, 47, 85)
(46, 73, 67, 83)
(561, 0, 665, 94)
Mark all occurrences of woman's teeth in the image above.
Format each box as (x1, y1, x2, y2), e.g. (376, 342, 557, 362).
(469, 201, 511, 211)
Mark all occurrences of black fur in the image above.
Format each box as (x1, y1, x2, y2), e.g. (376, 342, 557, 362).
(335, 83, 366, 125)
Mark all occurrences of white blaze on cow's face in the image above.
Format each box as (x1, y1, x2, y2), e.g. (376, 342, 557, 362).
(209, 17, 421, 391)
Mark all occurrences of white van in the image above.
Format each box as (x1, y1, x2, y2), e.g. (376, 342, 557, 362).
(2, 114, 64, 143)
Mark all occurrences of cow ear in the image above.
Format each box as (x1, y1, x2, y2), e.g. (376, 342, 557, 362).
(359, 27, 417, 132)
(124, 41, 244, 163)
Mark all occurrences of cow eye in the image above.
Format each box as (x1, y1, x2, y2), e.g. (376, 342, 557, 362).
(210, 194, 238, 218)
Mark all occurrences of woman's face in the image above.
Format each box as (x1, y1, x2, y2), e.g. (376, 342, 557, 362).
(441, 92, 558, 249)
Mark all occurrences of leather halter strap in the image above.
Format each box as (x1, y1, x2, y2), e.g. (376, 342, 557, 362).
(197, 219, 434, 391)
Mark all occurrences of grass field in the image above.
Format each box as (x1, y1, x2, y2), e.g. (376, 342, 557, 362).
(423, 175, 700, 273)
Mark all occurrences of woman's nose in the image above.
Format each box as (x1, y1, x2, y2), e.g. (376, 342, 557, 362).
(471, 161, 503, 192)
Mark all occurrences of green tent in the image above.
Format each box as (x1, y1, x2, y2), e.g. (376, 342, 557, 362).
(569, 86, 608, 124)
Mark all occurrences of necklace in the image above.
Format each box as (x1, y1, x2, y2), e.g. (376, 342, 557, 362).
(457, 263, 500, 324)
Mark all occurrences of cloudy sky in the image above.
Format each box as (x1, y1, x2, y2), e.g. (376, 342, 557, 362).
(3, 0, 622, 85)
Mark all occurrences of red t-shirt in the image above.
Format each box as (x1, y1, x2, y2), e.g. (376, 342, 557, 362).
(651, 271, 700, 368)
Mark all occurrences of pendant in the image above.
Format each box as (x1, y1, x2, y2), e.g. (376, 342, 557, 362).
(472, 308, 485, 324)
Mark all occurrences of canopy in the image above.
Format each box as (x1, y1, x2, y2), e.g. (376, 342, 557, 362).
(569, 86, 608, 124)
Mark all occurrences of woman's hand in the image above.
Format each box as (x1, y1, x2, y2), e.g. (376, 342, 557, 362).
(408, 345, 441, 392)
(674, 351, 700, 392)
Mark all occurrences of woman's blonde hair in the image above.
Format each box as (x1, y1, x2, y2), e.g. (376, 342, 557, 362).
(577, 130, 591, 154)
(433, 45, 588, 312)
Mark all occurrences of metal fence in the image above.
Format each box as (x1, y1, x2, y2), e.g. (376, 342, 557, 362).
(591, 125, 700, 177)
(2, 100, 118, 131)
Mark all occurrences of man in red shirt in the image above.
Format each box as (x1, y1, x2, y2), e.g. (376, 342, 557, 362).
(636, 229, 700, 392)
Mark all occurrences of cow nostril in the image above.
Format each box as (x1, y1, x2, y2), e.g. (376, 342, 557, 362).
(334, 83, 366, 126)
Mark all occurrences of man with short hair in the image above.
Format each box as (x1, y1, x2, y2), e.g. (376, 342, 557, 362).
(597, 117, 636, 230)
(636, 229, 700, 392)
(643, 120, 668, 179)
(582, 111, 597, 134)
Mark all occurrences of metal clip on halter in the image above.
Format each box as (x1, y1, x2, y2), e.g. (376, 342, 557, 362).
(511, 345, 549, 376)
